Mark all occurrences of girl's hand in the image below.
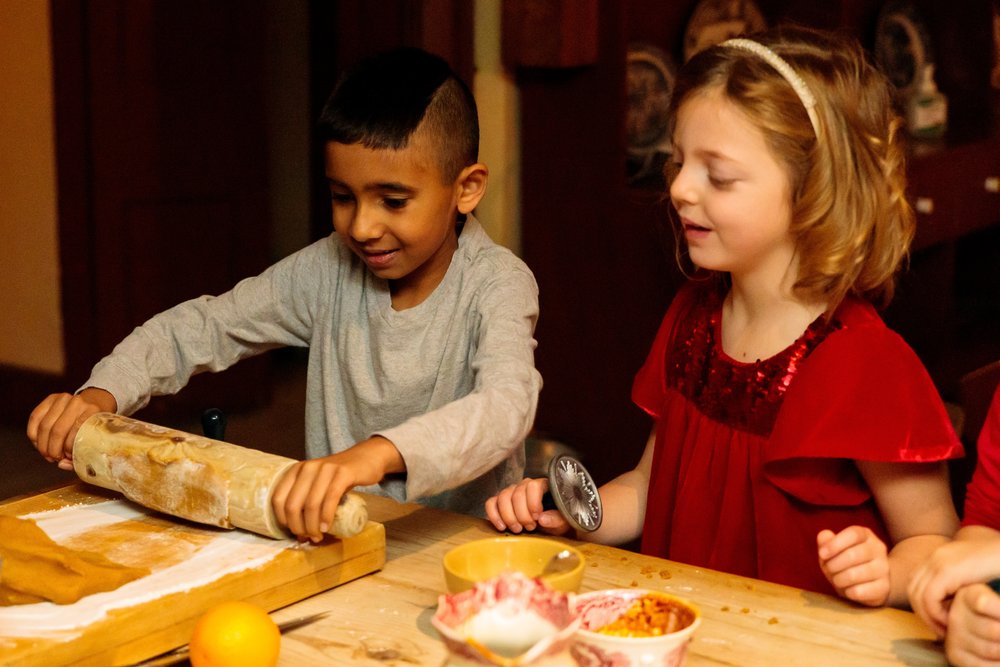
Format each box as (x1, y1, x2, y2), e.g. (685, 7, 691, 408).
(817, 526, 890, 607)
(945, 583, 1000, 667)
(271, 436, 401, 543)
(484, 478, 569, 535)
(27, 388, 117, 470)
(909, 538, 1000, 638)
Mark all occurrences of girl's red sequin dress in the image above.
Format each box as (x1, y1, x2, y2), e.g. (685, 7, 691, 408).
(633, 280, 963, 594)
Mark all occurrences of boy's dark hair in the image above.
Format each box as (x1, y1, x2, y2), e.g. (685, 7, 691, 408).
(318, 47, 479, 183)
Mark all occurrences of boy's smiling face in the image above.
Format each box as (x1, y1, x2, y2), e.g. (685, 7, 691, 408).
(325, 125, 486, 309)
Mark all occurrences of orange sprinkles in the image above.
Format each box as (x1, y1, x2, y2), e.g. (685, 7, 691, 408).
(594, 593, 696, 638)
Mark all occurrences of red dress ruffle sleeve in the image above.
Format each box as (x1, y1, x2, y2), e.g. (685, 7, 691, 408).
(634, 281, 963, 595)
(764, 301, 963, 503)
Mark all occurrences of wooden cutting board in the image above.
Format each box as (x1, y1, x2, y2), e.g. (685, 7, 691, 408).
(0, 483, 385, 667)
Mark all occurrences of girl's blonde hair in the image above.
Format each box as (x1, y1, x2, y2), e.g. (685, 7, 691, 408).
(667, 26, 914, 311)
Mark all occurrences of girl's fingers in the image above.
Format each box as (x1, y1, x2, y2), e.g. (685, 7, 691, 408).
(841, 575, 891, 607)
(817, 526, 869, 561)
(485, 496, 506, 531)
(537, 510, 570, 534)
(524, 479, 549, 517)
(827, 557, 882, 591)
(822, 541, 885, 580)
(510, 485, 536, 532)
(494, 486, 524, 533)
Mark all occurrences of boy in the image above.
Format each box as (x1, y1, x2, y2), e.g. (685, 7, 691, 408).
(26, 47, 542, 542)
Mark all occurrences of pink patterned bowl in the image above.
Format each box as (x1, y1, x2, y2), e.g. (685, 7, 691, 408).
(432, 571, 581, 666)
(571, 589, 701, 667)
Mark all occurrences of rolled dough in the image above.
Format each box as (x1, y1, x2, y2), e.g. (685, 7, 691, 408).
(0, 515, 149, 606)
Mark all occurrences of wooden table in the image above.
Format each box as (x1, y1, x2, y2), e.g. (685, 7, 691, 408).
(276, 494, 946, 666)
(2, 486, 947, 666)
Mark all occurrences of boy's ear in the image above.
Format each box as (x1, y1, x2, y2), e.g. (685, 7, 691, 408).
(455, 163, 489, 215)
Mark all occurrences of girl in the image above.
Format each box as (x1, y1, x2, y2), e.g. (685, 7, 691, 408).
(910, 384, 1000, 666)
(486, 26, 962, 608)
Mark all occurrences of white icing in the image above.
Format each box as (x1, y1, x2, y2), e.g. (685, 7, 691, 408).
(0, 500, 293, 639)
(22, 500, 149, 536)
(461, 605, 558, 658)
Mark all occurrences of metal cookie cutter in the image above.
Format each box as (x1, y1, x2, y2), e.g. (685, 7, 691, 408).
(543, 454, 603, 532)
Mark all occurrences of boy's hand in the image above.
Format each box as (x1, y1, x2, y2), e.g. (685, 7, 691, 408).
(817, 526, 890, 607)
(271, 436, 402, 542)
(484, 478, 569, 536)
(945, 583, 1000, 667)
(27, 388, 117, 470)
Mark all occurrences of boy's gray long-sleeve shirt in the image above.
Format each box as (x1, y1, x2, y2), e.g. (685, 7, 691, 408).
(85, 216, 541, 515)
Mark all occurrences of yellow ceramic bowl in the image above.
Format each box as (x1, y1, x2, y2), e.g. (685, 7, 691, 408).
(442, 536, 585, 594)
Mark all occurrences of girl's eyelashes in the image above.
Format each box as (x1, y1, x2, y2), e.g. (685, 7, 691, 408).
(709, 174, 737, 188)
(383, 197, 408, 210)
(330, 192, 354, 204)
(669, 162, 736, 189)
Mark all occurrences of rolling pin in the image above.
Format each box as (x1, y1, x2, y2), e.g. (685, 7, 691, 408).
(72, 412, 367, 539)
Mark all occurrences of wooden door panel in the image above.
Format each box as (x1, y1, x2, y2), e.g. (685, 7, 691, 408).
(7, 1, 464, 426)
(517, 3, 682, 485)
(122, 199, 236, 324)
(63, 0, 272, 418)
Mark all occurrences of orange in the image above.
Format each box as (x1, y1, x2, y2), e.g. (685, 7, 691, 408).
(189, 600, 281, 667)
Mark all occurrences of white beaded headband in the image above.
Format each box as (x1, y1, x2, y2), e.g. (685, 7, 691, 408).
(721, 38, 820, 136)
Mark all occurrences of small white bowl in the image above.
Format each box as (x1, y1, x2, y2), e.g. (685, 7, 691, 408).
(571, 589, 700, 667)
(432, 572, 581, 666)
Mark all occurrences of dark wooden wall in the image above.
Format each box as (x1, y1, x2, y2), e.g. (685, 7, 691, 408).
(1, 0, 475, 427)
(6, 1, 996, 489)
(0, 0, 275, 425)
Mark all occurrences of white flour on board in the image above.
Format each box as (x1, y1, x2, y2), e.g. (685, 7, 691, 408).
(0, 500, 292, 640)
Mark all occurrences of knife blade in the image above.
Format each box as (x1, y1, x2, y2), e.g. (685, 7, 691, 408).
(128, 610, 329, 667)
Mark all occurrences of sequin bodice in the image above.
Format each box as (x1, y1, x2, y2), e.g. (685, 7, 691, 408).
(666, 289, 840, 437)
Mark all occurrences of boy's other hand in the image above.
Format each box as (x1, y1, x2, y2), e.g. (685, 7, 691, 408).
(945, 583, 1000, 667)
(817, 525, 890, 607)
(484, 477, 569, 536)
(27, 388, 117, 470)
(271, 436, 402, 543)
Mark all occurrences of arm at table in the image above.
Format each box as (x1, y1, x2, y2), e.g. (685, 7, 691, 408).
(910, 525, 1000, 636)
(843, 460, 959, 608)
(575, 427, 656, 546)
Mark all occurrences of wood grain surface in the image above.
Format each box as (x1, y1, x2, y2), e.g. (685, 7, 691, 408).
(1, 485, 948, 666)
(277, 493, 948, 666)
(0, 484, 385, 667)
